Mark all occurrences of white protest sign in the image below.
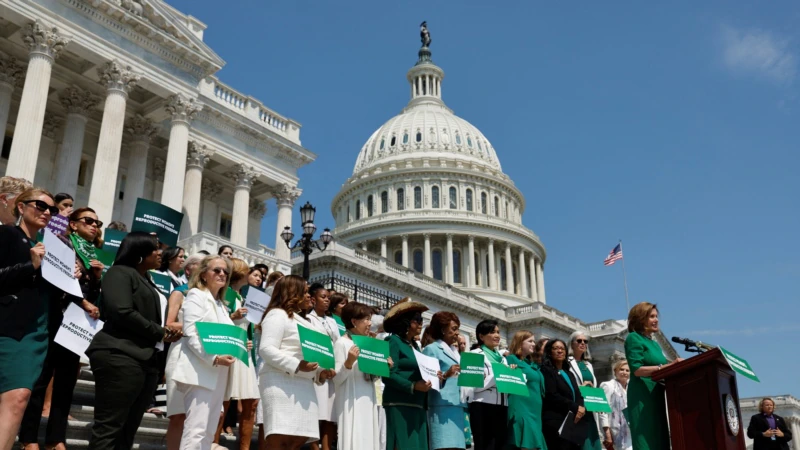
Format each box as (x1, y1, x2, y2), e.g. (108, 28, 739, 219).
(42, 230, 83, 298)
(55, 303, 104, 359)
(413, 349, 440, 391)
(244, 288, 270, 324)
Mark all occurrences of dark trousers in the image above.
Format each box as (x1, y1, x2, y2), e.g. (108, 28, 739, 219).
(87, 349, 159, 450)
(543, 424, 581, 450)
(18, 341, 80, 444)
(468, 402, 508, 450)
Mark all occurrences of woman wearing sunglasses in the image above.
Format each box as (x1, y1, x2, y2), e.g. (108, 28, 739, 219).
(0, 188, 54, 449)
(18, 207, 104, 450)
(567, 331, 604, 450)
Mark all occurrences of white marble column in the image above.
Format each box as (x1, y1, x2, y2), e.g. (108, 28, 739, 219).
(423, 233, 432, 277)
(230, 164, 258, 247)
(181, 142, 213, 237)
(161, 94, 201, 211)
(446, 234, 454, 284)
(536, 259, 546, 303)
(87, 61, 140, 226)
(488, 239, 496, 289)
(504, 244, 514, 293)
(6, 21, 70, 180)
(518, 249, 528, 298)
(380, 237, 387, 258)
(401, 234, 409, 268)
(53, 87, 98, 194)
(467, 236, 476, 287)
(272, 184, 301, 262)
(529, 254, 539, 302)
(120, 115, 158, 227)
(0, 57, 23, 141)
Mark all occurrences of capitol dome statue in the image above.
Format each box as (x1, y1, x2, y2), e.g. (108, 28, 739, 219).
(331, 28, 546, 307)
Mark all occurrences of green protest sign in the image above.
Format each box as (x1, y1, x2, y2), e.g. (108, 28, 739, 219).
(195, 322, 249, 366)
(351, 334, 390, 377)
(149, 271, 172, 297)
(458, 352, 485, 388)
(492, 363, 529, 397)
(719, 347, 760, 382)
(130, 198, 184, 247)
(96, 248, 116, 278)
(579, 386, 612, 413)
(332, 314, 346, 336)
(297, 324, 335, 369)
(102, 229, 127, 253)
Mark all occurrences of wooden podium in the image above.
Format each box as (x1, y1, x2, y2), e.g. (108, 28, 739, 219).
(652, 348, 746, 450)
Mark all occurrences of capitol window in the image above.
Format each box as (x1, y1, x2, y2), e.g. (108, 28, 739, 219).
(494, 196, 500, 217)
(381, 191, 388, 213)
(449, 187, 457, 209)
(219, 213, 232, 240)
(466, 189, 473, 212)
(355, 200, 361, 220)
(380, 138, 385, 150)
(416, 131, 422, 143)
(512, 262, 519, 294)
(390, 136, 396, 147)
(467, 136, 473, 148)
(403, 132, 409, 144)
(455, 133, 462, 145)
(432, 186, 440, 208)
(432, 249, 443, 281)
(481, 192, 487, 214)
(397, 188, 405, 210)
(346, 205, 351, 223)
(453, 250, 462, 284)
(394, 251, 403, 265)
(367, 195, 374, 217)
(414, 186, 422, 209)
(500, 258, 507, 291)
(474, 251, 481, 285)
(413, 250, 423, 273)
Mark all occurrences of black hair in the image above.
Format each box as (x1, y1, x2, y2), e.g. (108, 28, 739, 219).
(541, 339, 568, 371)
(471, 319, 499, 349)
(218, 245, 233, 256)
(107, 221, 127, 231)
(384, 310, 423, 336)
(158, 246, 184, 272)
(114, 232, 159, 268)
(54, 193, 73, 204)
(198, 250, 210, 256)
(253, 263, 269, 272)
(309, 282, 326, 297)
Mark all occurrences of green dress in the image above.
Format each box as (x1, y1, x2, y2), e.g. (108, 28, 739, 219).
(625, 331, 669, 450)
(506, 355, 547, 450)
(577, 362, 603, 450)
(382, 334, 428, 450)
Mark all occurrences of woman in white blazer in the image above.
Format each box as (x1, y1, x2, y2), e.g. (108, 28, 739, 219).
(258, 275, 336, 450)
(468, 319, 508, 450)
(599, 359, 632, 450)
(166, 255, 237, 450)
(567, 330, 605, 450)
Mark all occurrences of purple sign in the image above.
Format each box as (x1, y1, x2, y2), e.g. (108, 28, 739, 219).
(46, 214, 69, 236)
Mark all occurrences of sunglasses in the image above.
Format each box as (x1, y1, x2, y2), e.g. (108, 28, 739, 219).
(24, 200, 59, 216)
(76, 217, 104, 228)
(211, 267, 230, 277)
(576, 339, 589, 344)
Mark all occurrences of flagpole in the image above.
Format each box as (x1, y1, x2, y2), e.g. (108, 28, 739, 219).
(619, 239, 630, 313)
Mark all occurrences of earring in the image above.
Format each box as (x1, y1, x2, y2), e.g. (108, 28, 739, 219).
(15, 215, 23, 226)
(138, 257, 143, 264)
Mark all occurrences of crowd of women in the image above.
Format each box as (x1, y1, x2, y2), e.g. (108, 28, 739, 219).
(0, 175, 686, 450)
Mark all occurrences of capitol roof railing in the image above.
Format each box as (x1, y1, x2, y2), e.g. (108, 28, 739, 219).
(179, 232, 289, 271)
(200, 76, 302, 144)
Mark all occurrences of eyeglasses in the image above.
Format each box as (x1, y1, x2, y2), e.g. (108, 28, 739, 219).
(576, 339, 589, 344)
(211, 267, 229, 277)
(76, 217, 104, 228)
(24, 200, 59, 216)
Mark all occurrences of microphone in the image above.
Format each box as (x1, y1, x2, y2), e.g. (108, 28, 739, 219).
(671, 336, 696, 346)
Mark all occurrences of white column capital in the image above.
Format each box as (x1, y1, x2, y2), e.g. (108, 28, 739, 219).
(249, 198, 267, 220)
(98, 60, 141, 96)
(271, 183, 302, 207)
(165, 94, 202, 124)
(125, 114, 159, 143)
(0, 56, 25, 88)
(42, 113, 61, 139)
(401, 234, 409, 242)
(231, 164, 258, 190)
(468, 235, 475, 243)
(186, 142, 214, 170)
(201, 178, 222, 200)
(22, 20, 70, 62)
(423, 233, 431, 240)
(488, 238, 495, 246)
(380, 236, 387, 244)
(59, 86, 99, 116)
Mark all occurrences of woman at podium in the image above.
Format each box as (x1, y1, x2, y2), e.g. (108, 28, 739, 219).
(624, 302, 682, 450)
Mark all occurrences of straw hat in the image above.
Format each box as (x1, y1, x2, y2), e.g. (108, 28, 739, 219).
(383, 297, 428, 329)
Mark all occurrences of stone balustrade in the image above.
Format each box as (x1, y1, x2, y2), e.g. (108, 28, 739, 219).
(179, 231, 290, 273)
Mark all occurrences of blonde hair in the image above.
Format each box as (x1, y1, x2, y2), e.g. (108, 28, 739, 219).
(758, 398, 775, 413)
(612, 359, 629, 373)
(228, 257, 250, 285)
(0, 177, 33, 199)
(509, 330, 534, 359)
(188, 255, 231, 300)
(13, 188, 54, 218)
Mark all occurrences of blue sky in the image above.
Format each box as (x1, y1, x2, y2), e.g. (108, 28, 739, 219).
(170, 1, 799, 398)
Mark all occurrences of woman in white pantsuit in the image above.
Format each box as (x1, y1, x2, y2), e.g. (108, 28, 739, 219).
(166, 255, 237, 450)
(258, 275, 336, 450)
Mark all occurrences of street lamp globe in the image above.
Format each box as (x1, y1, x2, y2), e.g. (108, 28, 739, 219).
(320, 228, 333, 245)
(303, 221, 317, 237)
(300, 201, 316, 224)
(281, 226, 294, 246)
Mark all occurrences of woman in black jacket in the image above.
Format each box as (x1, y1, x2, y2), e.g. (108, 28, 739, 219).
(541, 339, 587, 450)
(86, 232, 182, 450)
(746, 398, 793, 450)
(0, 188, 55, 450)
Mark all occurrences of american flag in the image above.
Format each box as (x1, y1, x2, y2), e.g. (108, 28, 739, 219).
(604, 244, 623, 266)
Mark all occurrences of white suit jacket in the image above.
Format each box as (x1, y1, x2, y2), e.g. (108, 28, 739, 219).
(567, 356, 606, 436)
(168, 287, 234, 388)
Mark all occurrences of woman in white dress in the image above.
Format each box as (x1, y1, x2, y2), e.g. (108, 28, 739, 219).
(258, 275, 336, 450)
(333, 302, 389, 450)
(166, 255, 237, 450)
(306, 283, 339, 450)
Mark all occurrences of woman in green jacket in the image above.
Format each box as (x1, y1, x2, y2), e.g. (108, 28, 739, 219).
(382, 298, 433, 450)
(506, 331, 547, 450)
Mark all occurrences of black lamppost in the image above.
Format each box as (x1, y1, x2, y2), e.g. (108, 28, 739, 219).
(281, 201, 333, 280)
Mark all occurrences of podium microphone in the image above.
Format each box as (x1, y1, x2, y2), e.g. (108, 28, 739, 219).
(671, 336, 705, 353)
(671, 336, 696, 346)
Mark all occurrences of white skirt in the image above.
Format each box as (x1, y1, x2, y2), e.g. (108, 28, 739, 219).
(165, 345, 185, 417)
(314, 380, 336, 422)
(259, 370, 319, 440)
(225, 357, 259, 400)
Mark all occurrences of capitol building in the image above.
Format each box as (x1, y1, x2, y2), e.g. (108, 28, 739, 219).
(0, 0, 796, 447)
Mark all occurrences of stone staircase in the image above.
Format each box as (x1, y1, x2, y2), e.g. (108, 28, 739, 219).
(27, 368, 253, 449)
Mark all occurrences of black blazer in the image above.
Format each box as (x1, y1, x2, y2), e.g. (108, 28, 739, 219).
(747, 413, 793, 450)
(542, 364, 585, 432)
(0, 225, 47, 340)
(87, 265, 165, 363)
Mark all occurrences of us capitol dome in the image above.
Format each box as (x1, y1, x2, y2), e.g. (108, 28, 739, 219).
(331, 39, 546, 307)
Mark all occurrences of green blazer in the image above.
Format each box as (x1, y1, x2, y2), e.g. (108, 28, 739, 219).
(382, 334, 427, 409)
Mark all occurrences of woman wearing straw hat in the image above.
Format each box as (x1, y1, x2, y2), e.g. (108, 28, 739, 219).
(382, 298, 433, 450)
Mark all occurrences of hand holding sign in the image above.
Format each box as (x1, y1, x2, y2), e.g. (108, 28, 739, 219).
(351, 335, 391, 377)
(41, 230, 84, 298)
(297, 325, 335, 370)
(413, 350, 441, 391)
(244, 288, 270, 325)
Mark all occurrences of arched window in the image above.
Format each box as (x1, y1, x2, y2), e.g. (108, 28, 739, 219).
(455, 133, 462, 145)
(367, 195, 374, 217)
(500, 258, 507, 291)
(416, 132, 422, 143)
(403, 133, 409, 144)
(453, 250, 462, 284)
(512, 262, 518, 294)
(390, 136, 396, 147)
(432, 186, 440, 209)
(414, 186, 422, 209)
(467, 136, 473, 148)
(466, 189, 473, 212)
(449, 187, 457, 209)
(380, 138, 385, 150)
(394, 251, 403, 265)
(481, 192, 487, 214)
(413, 250, 423, 273)
(355, 200, 361, 220)
(397, 188, 405, 211)
(381, 191, 388, 213)
(494, 196, 500, 217)
(346, 205, 351, 223)
(432, 250, 443, 281)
